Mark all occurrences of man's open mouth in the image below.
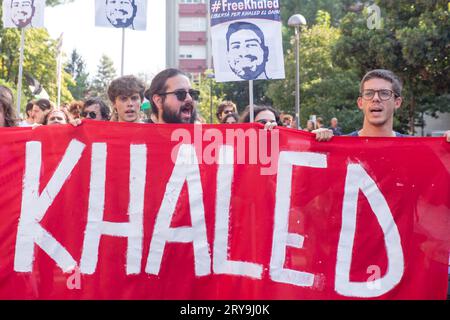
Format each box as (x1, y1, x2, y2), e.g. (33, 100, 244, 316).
(370, 108, 383, 114)
(180, 105, 192, 117)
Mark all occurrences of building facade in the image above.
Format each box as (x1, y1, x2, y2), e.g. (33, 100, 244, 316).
(166, 0, 211, 78)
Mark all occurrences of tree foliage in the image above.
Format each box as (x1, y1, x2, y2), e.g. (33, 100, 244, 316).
(281, 0, 351, 29)
(213, 80, 272, 114)
(192, 71, 225, 124)
(210, 1, 448, 134)
(0, 28, 73, 111)
(267, 11, 361, 131)
(89, 54, 117, 102)
(0, 0, 74, 113)
(46, 0, 73, 6)
(332, 0, 450, 133)
(65, 49, 89, 100)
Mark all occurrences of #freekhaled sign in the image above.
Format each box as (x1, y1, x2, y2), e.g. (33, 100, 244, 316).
(210, 0, 285, 82)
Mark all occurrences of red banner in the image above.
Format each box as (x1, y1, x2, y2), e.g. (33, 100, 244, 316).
(0, 121, 448, 299)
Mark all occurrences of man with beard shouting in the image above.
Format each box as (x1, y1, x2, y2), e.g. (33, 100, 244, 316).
(144, 68, 199, 124)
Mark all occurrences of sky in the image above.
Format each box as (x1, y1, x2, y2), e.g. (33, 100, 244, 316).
(45, 0, 166, 80)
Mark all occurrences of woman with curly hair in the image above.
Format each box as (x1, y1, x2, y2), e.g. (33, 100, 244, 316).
(0, 85, 18, 127)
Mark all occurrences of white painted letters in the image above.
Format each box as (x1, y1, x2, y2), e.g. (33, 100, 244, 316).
(80, 144, 147, 275)
(270, 151, 327, 287)
(213, 146, 263, 278)
(14, 140, 85, 272)
(146, 144, 211, 276)
(335, 163, 404, 297)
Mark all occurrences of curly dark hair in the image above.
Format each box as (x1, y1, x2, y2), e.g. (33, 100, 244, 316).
(107, 75, 145, 104)
(0, 85, 18, 127)
(216, 100, 237, 121)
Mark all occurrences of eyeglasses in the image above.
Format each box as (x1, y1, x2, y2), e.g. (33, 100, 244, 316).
(159, 89, 200, 101)
(361, 89, 397, 101)
(223, 110, 234, 115)
(81, 111, 97, 119)
(256, 119, 277, 125)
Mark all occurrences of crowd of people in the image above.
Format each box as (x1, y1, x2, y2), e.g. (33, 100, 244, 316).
(0, 68, 449, 297)
(1, 69, 449, 144)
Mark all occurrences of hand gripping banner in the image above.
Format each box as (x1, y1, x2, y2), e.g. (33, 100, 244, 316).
(0, 122, 448, 299)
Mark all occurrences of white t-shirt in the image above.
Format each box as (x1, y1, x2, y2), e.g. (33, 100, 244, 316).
(18, 121, 34, 127)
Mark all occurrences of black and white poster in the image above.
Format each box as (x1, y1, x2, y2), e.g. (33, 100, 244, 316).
(2, 0, 45, 29)
(95, 0, 147, 30)
(210, 0, 285, 82)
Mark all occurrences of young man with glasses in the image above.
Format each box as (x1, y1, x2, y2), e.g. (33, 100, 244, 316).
(349, 69, 405, 137)
(315, 69, 405, 140)
(316, 69, 450, 141)
(144, 68, 199, 124)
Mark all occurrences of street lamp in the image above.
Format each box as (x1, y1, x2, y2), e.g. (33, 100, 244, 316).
(288, 14, 307, 129)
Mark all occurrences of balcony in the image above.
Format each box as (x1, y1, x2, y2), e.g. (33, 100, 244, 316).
(179, 3, 207, 17)
(179, 31, 207, 45)
(179, 59, 207, 73)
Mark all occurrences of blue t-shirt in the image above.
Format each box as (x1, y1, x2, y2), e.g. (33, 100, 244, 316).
(347, 130, 409, 137)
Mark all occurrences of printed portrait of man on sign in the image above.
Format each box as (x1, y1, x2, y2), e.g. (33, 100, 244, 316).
(226, 21, 270, 80)
(2, 0, 44, 29)
(210, 0, 285, 83)
(105, 0, 137, 28)
(95, 0, 147, 31)
(10, 0, 35, 28)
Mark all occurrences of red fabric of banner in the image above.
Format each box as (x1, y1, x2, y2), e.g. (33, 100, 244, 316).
(0, 121, 448, 299)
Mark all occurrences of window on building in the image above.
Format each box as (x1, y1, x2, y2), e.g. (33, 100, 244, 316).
(179, 46, 207, 60)
(179, 17, 207, 32)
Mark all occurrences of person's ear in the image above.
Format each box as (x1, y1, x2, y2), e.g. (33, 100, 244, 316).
(357, 97, 363, 110)
(394, 96, 402, 110)
(152, 94, 163, 112)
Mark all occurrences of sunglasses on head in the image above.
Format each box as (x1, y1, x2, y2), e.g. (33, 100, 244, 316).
(159, 89, 200, 101)
(81, 111, 97, 119)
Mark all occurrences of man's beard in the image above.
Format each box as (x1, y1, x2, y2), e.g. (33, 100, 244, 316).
(162, 102, 197, 124)
(13, 16, 33, 28)
(231, 60, 266, 80)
